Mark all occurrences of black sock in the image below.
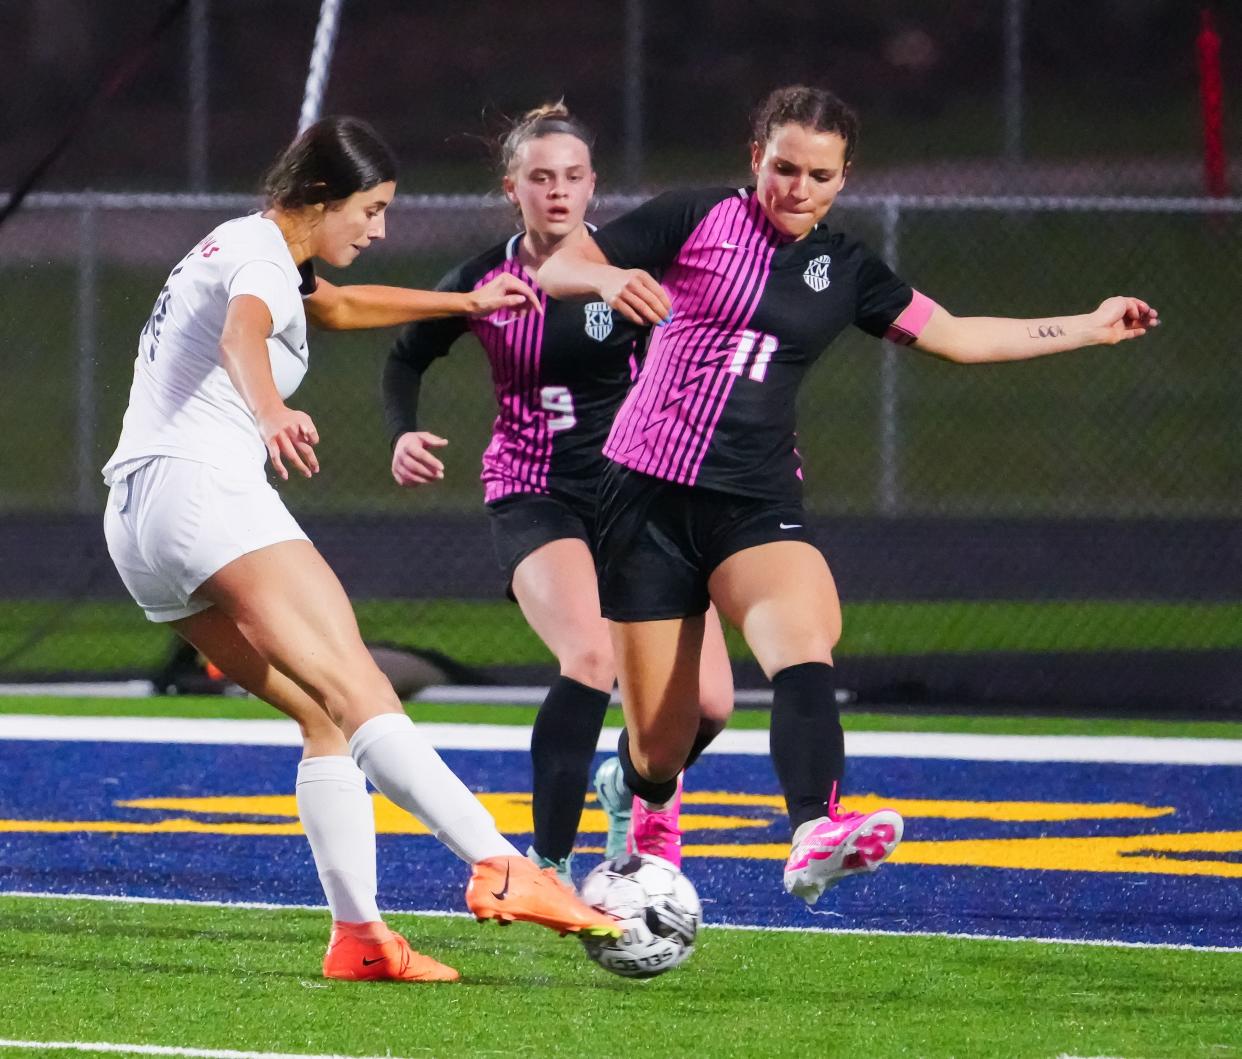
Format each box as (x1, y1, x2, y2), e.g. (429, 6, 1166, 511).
(683, 716, 726, 771)
(770, 662, 844, 834)
(617, 728, 680, 806)
(530, 676, 611, 862)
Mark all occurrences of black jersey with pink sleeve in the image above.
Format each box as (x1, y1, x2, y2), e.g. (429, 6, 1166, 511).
(592, 187, 934, 501)
(383, 233, 644, 504)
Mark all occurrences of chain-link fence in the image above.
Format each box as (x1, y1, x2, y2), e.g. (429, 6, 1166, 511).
(2, 1, 1239, 706)
(2, 191, 1238, 698)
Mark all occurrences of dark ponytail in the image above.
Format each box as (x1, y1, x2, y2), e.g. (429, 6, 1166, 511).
(263, 116, 397, 209)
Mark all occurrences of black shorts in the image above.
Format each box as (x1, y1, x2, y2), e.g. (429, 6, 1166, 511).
(595, 463, 812, 622)
(487, 491, 597, 600)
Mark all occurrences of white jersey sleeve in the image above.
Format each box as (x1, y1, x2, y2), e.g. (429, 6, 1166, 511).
(102, 214, 310, 483)
(227, 259, 302, 335)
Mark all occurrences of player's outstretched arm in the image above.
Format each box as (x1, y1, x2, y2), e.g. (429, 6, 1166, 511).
(220, 295, 319, 480)
(305, 274, 541, 330)
(537, 238, 671, 327)
(913, 296, 1159, 364)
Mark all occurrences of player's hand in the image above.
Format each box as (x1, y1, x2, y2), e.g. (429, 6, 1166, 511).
(392, 430, 448, 486)
(467, 274, 542, 317)
(598, 268, 672, 327)
(1088, 296, 1160, 345)
(258, 404, 319, 480)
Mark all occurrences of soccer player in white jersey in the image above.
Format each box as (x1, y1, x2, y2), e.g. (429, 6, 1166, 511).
(102, 116, 619, 983)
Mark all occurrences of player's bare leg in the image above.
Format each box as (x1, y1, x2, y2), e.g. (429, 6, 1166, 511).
(605, 615, 704, 866)
(512, 539, 614, 882)
(598, 606, 735, 865)
(191, 541, 618, 938)
(172, 606, 459, 981)
(709, 542, 902, 903)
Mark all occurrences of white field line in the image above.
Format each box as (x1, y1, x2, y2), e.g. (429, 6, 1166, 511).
(0, 681, 157, 698)
(0, 1041, 424, 1059)
(1, 714, 1242, 765)
(1, 889, 1239, 955)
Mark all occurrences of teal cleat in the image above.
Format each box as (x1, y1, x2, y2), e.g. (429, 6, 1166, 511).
(526, 845, 575, 888)
(592, 756, 632, 861)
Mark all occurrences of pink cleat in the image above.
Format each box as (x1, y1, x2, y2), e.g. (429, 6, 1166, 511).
(627, 774, 684, 868)
(783, 791, 903, 906)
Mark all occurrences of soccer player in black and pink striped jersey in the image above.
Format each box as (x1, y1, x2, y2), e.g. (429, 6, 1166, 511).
(383, 104, 735, 883)
(540, 85, 1159, 906)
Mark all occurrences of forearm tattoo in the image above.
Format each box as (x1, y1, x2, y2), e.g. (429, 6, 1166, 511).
(1027, 323, 1066, 339)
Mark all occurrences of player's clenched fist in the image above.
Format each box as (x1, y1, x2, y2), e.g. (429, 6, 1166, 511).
(598, 268, 672, 327)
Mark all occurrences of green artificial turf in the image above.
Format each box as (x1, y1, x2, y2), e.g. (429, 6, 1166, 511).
(0, 896, 1237, 1059)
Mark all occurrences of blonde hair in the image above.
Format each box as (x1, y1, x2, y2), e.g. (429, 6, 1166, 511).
(500, 100, 595, 173)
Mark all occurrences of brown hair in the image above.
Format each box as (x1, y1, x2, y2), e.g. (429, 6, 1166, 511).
(750, 86, 860, 164)
(499, 101, 595, 173)
(263, 116, 396, 209)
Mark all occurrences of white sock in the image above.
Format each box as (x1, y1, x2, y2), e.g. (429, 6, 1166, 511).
(295, 755, 381, 923)
(349, 712, 519, 864)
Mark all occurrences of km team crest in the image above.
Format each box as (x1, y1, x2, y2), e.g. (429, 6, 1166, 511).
(585, 301, 614, 341)
(803, 254, 832, 292)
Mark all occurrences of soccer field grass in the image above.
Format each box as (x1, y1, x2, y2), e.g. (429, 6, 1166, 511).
(1, 894, 1239, 1059)
(3, 697, 1241, 1058)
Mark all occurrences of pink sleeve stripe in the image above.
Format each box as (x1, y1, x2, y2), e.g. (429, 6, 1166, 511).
(884, 290, 937, 345)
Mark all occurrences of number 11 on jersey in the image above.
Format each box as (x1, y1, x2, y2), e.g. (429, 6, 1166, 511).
(727, 330, 777, 382)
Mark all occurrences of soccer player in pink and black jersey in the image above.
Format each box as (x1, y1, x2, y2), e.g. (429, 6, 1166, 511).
(383, 103, 735, 881)
(540, 85, 1159, 905)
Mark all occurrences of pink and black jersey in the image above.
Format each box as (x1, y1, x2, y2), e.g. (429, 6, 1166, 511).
(383, 234, 644, 504)
(593, 187, 931, 501)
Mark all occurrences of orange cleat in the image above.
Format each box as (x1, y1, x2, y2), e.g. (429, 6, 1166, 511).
(466, 855, 621, 938)
(323, 923, 459, 982)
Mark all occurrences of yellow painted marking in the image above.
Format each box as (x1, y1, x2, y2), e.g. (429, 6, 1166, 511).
(684, 792, 1173, 822)
(686, 832, 1242, 878)
(6, 791, 1233, 877)
(0, 792, 1176, 837)
(108, 794, 767, 836)
(0, 819, 303, 836)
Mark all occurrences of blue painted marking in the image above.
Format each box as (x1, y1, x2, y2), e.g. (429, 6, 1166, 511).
(0, 741, 1239, 948)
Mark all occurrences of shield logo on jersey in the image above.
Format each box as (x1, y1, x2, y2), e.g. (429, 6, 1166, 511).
(585, 301, 614, 341)
(803, 254, 832, 293)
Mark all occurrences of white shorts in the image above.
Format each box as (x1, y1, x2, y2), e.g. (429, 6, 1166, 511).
(103, 456, 309, 623)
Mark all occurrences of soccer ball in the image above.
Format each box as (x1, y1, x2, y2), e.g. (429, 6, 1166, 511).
(578, 854, 701, 979)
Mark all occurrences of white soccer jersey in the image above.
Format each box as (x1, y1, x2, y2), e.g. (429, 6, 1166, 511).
(102, 214, 309, 483)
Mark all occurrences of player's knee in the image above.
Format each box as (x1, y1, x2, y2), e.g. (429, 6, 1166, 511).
(628, 737, 685, 784)
(559, 642, 615, 691)
(318, 664, 402, 729)
(698, 676, 735, 726)
(756, 636, 835, 679)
